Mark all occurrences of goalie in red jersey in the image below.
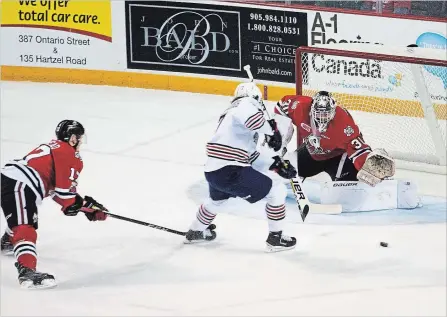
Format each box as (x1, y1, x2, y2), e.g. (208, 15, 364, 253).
(275, 91, 395, 185)
(0, 120, 108, 289)
(271, 91, 419, 212)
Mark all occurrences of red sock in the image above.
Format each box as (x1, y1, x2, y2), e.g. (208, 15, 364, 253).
(11, 225, 37, 270)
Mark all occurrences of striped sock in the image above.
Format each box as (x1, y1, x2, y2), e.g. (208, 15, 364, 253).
(266, 204, 286, 232)
(12, 225, 37, 270)
(191, 204, 217, 231)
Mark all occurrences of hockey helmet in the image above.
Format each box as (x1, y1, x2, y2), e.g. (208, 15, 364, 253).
(311, 91, 336, 132)
(55, 120, 85, 147)
(233, 82, 263, 106)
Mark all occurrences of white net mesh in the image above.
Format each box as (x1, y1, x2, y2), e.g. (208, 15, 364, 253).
(297, 45, 447, 166)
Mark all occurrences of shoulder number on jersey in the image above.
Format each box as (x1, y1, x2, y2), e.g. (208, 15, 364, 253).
(351, 135, 366, 149)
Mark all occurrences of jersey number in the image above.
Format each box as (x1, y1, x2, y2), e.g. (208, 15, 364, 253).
(22, 145, 51, 164)
(351, 136, 366, 149)
(69, 167, 80, 181)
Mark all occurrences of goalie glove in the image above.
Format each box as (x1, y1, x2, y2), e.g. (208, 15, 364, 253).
(357, 148, 395, 187)
(265, 119, 282, 152)
(269, 156, 297, 179)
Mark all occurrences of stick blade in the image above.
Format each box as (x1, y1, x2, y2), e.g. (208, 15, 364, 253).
(308, 203, 343, 215)
(300, 204, 310, 221)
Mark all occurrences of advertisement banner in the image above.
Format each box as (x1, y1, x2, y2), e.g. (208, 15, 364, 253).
(304, 53, 446, 103)
(125, 1, 308, 83)
(304, 11, 446, 104)
(1, 0, 113, 69)
(308, 11, 446, 52)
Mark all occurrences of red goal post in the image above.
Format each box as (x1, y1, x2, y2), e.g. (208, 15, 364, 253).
(295, 44, 447, 173)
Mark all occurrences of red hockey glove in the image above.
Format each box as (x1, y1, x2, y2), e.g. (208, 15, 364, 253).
(79, 196, 108, 221)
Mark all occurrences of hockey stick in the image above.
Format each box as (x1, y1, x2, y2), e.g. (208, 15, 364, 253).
(83, 209, 187, 236)
(243, 65, 342, 221)
(106, 212, 187, 235)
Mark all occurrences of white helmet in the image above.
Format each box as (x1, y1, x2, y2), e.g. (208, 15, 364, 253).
(233, 82, 263, 105)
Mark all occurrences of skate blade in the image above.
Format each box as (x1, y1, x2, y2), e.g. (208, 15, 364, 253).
(265, 244, 296, 253)
(183, 239, 214, 245)
(20, 279, 57, 290)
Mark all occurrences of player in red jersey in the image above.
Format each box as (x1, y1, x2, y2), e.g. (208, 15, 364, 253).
(0, 120, 108, 289)
(274, 91, 395, 187)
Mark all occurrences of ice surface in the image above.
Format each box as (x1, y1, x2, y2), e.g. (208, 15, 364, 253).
(1, 82, 446, 316)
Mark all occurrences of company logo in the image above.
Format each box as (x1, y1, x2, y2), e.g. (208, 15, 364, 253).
(333, 182, 358, 187)
(388, 73, 403, 87)
(141, 12, 231, 64)
(416, 32, 447, 89)
(344, 126, 354, 136)
(304, 135, 331, 155)
(127, 4, 241, 70)
(310, 12, 382, 46)
(311, 54, 382, 79)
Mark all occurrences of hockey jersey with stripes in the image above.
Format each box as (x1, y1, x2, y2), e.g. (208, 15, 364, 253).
(1, 140, 83, 211)
(204, 97, 274, 172)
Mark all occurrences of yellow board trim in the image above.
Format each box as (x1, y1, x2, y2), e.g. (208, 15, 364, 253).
(1, 66, 446, 120)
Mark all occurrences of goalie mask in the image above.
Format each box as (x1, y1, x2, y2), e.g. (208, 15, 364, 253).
(55, 120, 85, 149)
(311, 91, 336, 132)
(233, 82, 263, 108)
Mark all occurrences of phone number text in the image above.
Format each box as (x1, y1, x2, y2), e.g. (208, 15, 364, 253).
(247, 23, 301, 35)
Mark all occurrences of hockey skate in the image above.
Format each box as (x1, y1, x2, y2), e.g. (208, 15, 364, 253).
(265, 231, 296, 253)
(184, 224, 217, 244)
(1, 232, 13, 256)
(15, 262, 57, 289)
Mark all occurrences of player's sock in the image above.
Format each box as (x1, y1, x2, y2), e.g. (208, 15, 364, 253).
(265, 203, 286, 232)
(11, 225, 56, 289)
(185, 205, 217, 243)
(191, 204, 217, 231)
(11, 225, 37, 270)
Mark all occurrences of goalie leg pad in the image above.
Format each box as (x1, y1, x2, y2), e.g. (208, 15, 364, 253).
(321, 179, 420, 212)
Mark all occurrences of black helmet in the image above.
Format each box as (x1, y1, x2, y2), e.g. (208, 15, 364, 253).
(55, 120, 85, 143)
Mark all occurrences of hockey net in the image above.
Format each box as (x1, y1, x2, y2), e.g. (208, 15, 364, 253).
(296, 44, 447, 173)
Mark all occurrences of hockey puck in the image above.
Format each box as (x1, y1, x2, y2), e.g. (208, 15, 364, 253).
(380, 242, 388, 247)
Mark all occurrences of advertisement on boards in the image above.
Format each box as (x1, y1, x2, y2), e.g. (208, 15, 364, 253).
(1, 0, 113, 69)
(308, 11, 446, 48)
(125, 1, 308, 83)
(305, 11, 446, 103)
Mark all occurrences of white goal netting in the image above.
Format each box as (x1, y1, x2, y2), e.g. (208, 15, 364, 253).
(296, 44, 447, 171)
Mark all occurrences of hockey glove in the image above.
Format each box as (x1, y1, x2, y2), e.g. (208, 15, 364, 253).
(357, 149, 395, 187)
(266, 119, 282, 152)
(80, 196, 108, 221)
(269, 156, 297, 179)
(63, 195, 84, 216)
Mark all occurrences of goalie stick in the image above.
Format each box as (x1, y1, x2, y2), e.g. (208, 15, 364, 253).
(243, 65, 342, 221)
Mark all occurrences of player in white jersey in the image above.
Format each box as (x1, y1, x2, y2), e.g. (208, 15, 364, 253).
(185, 83, 298, 252)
